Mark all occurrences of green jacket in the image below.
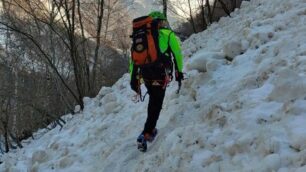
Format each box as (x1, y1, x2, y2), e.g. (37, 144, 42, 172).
(129, 28, 183, 78)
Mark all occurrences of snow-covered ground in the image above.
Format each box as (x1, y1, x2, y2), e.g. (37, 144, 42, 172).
(2, 0, 306, 171)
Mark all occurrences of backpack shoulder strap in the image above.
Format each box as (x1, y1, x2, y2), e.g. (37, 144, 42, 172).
(168, 31, 174, 49)
(151, 19, 162, 61)
(161, 29, 174, 55)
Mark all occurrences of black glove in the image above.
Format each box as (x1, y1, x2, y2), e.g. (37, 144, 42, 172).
(175, 71, 184, 82)
(130, 69, 140, 93)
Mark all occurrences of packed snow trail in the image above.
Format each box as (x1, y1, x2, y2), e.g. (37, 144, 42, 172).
(3, 0, 306, 171)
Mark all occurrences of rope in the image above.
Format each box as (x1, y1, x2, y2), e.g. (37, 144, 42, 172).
(132, 91, 148, 103)
(140, 91, 148, 102)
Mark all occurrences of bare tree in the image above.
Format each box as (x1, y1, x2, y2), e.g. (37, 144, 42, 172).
(172, 0, 244, 36)
(0, 0, 84, 108)
(187, 0, 196, 33)
(0, 98, 11, 152)
(163, 0, 168, 18)
(0, 0, 109, 109)
(91, 0, 104, 95)
(0, 0, 129, 152)
(0, 67, 13, 152)
(205, 0, 212, 23)
(218, 0, 231, 16)
(198, 0, 207, 30)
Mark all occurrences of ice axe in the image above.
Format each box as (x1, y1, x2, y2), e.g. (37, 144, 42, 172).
(176, 80, 182, 94)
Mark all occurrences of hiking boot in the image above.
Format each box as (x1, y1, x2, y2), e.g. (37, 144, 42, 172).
(137, 134, 147, 152)
(145, 128, 158, 143)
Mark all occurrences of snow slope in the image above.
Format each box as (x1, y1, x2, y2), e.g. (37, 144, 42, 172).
(2, 0, 306, 171)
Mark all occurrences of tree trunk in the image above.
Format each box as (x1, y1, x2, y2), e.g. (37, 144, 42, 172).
(69, 0, 85, 109)
(211, 0, 218, 19)
(4, 125, 9, 153)
(9, 132, 23, 148)
(3, 15, 11, 153)
(201, 0, 207, 30)
(163, 0, 167, 19)
(188, 0, 196, 33)
(206, 0, 212, 23)
(12, 67, 17, 134)
(104, 0, 111, 40)
(91, 0, 104, 96)
(77, 0, 91, 95)
(3, 98, 11, 153)
(218, 0, 231, 16)
(231, 0, 237, 10)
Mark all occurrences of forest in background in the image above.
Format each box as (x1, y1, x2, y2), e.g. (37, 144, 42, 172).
(0, 0, 130, 153)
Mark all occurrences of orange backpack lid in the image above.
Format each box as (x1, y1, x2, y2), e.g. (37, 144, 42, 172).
(133, 16, 153, 29)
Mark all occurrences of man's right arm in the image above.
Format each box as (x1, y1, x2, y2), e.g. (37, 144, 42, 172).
(169, 32, 184, 81)
(169, 33, 183, 73)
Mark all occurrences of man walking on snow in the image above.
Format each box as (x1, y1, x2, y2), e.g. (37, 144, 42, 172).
(129, 11, 184, 152)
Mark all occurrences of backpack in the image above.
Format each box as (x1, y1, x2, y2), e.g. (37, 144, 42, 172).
(130, 16, 160, 66)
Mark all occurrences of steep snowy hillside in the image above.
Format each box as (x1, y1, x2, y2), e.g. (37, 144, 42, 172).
(2, 0, 306, 171)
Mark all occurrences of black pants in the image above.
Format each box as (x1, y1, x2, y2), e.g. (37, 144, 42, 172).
(142, 84, 166, 134)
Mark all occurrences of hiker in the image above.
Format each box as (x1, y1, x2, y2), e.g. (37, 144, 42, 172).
(130, 11, 184, 151)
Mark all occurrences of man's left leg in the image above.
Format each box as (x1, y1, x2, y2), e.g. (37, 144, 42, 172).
(143, 84, 166, 139)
